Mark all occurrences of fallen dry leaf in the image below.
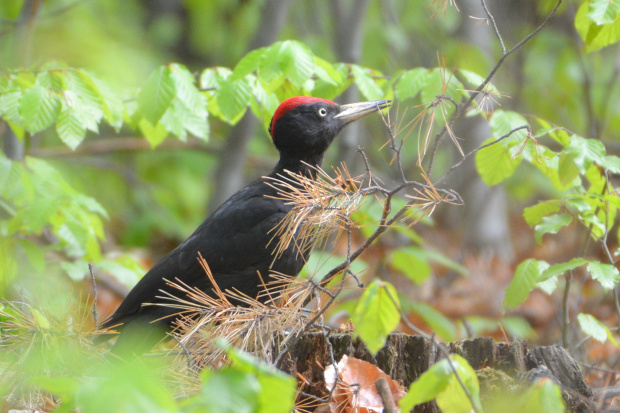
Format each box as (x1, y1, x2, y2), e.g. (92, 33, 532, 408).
(324, 354, 407, 412)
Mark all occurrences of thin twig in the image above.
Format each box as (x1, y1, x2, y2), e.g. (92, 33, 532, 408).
(426, 0, 563, 175)
(375, 377, 398, 413)
(480, 0, 505, 54)
(434, 125, 532, 186)
(88, 263, 99, 327)
(561, 271, 572, 350)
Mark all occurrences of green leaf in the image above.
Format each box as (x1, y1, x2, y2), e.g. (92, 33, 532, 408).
(390, 246, 469, 285)
(558, 151, 581, 187)
(169, 64, 207, 116)
(61, 260, 89, 281)
(75, 361, 177, 413)
(436, 359, 480, 413)
(137, 66, 176, 125)
(314, 57, 343, 85)
(36, 71, 63, 89)
(196, 369, 260, 413)
(160, 103, 188, 140)
(421, 68, 464, 104)
(226, 346, 297, 413)
(539, 258, 588, 283)
(537, 257, 588, 294)
(351, 64, 384, 101)
(139, 118, 169, 147)
(588, 0, 620, 25)
(256, 43, 284, 84)
(390, 248, 432, 284)
(576, 2, 620, 52)
(534, 213, 573, 244)
(216, 78, 251, 123)
(19, 85, 61, 134)
(504, 259, 549, 310)
(311, 62, 351, 100)
(490, 110, 529, 140)
(56, 108, 86, 150)
(588, 261, 620, 291)
(0, 0, 26, 19)
(232, 47, 265, 80)
(565, 196, 592, 215)
(535, 118, 571, 145)
(399, 355, 480, 413)
(17, 239, 46, 272)
(407, 301, 456, 341)
(80, 70, 124, 130)
(352, 280, 401, 355)
(395, 68, 428, 100)
(578, 313, 618, 346)
(523, 202, 561, 228)
(475, 136, 522, 185)
(279, 40, 315, 88)
(457, 69, 498, 94)
(65, 71, 105, 128)
(598, 155, 620, 174)
(563, 135, 605, 171)
(516, 380, 566, 413)
(184, 108, 209, 140)
(32, 308, 51, 329)
(0, 90, 23, 124)
(475, 110, 528, 185)
(98, 257, 144, 288)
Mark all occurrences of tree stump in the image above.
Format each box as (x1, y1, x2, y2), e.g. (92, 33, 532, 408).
(279, 332, 592, 412)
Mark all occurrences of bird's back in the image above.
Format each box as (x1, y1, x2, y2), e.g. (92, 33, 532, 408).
(99, 174, 306, 340)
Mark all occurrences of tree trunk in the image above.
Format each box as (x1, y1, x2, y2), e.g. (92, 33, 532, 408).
(280, 333, 592, 412)
(208, 0, 293, 212)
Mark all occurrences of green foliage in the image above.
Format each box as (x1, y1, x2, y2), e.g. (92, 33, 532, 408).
(504, 256, 620, 310)
(575, 1, 620, 52)
(399, 354, 481, 413)
(587, 261, 620, 291)
(3, 313, 296, 413)
(0, 153, 111, 293)
(1, 1, 619, 409)
(504, 259, 549, 310)
(0, 41, 390, 150)
(0, 65, 124, 148)
(484, 379, 565, 413)
(577, 313, 619, 346)
(186, 345, 296, 413)
(389, 246, 468, 285)
(352, 279, 401, 355)
(406, 301, 457, 341)
(475, 111, 529, 186)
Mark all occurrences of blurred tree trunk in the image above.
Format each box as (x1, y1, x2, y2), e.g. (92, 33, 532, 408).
(1, 125, 23, 161)
(444, 0, 514, 261)
(1, 0, 40, 161)
(331, 0, 372, 172)
(208, 0, 294, 212)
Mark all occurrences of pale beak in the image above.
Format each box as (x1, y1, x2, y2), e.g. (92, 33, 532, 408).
(334, 100, 391, 124)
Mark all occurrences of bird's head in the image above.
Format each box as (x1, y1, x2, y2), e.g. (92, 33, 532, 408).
(269, 96, 390, 166)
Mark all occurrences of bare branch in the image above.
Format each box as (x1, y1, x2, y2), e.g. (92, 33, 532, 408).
(480, 0, 505, 54)
(426, 0, 563, 175)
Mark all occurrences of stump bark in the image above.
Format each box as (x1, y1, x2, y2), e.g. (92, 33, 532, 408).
(279, 333, 592, 412)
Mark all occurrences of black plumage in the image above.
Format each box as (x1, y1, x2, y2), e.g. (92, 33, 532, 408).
(98, 96, 390, 357)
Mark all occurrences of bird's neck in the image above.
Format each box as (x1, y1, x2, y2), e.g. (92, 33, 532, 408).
(272, 153, 323, 178)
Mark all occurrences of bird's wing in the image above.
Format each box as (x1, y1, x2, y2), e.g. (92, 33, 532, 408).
(99, 181, 290, 329)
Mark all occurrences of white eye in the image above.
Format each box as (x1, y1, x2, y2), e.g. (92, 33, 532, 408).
(318, 108, 328, 117)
